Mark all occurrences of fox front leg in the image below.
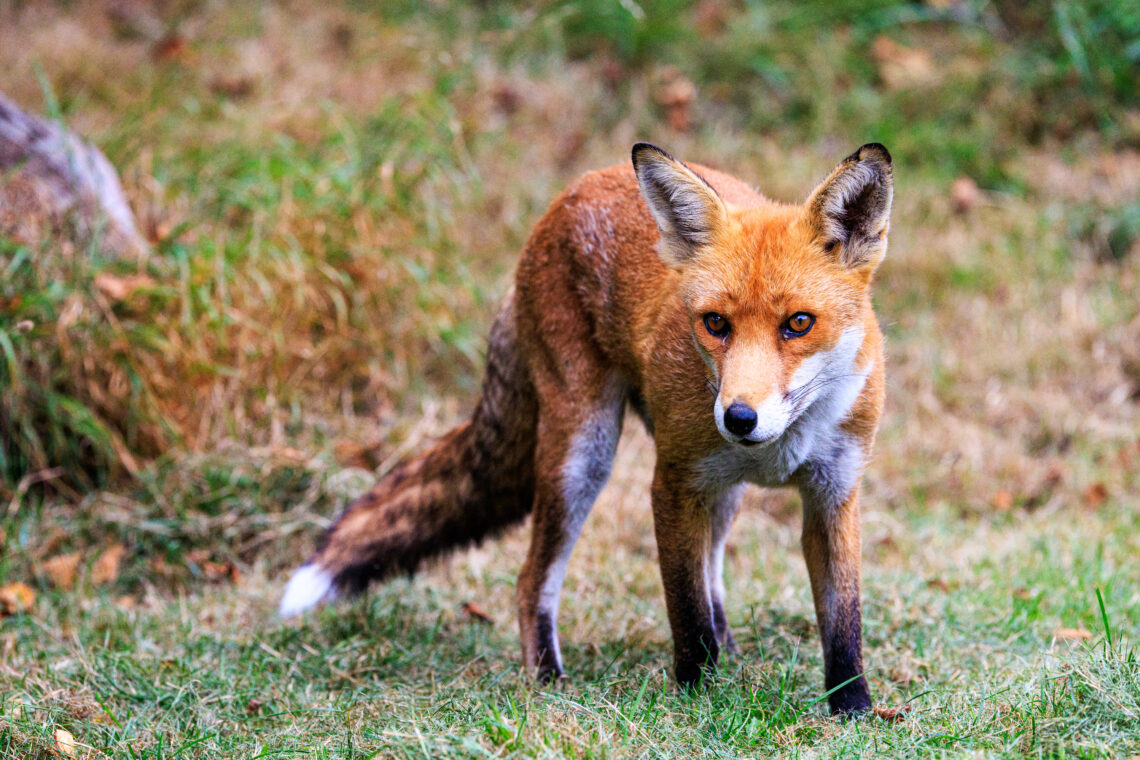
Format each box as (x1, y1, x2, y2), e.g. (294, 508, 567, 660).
(651, 464, 720, 688)
(800, 479, 872, 716)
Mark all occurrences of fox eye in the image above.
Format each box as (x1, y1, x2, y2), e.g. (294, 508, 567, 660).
(703, 312, 730, 338)
(781, 312, 815, 338)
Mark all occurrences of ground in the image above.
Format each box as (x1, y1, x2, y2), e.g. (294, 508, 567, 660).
(0, 1, 1138, 757)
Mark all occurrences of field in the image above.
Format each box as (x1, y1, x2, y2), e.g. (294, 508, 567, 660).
(1, 0, 1139, 757)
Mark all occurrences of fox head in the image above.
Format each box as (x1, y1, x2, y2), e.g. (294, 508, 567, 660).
(632, 142, 892, 446)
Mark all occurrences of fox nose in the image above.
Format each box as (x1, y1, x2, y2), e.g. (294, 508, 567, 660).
(723, 402, 757, 437)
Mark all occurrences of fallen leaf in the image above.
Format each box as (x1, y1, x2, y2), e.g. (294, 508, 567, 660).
(926, 578, 950, 592)
(556, 129, 587, 169)
(152, 33, 189, 62)
(329, 22, 353, 53)
(44, 552, 81, 591)
(114, 595, 136, 610)
(490, 82, 523, 115)
(94, 273, 155, 302)
(462, 602, 493, 624)
(873, 704, 912, 721)
(693, 0, 731, 38)
(250, 445, 307, 463)
(92, 543, 127, 586)
(1082, 483, 1108, 509)
(210, 74, 256, 99)
(53, 727, 76, 757)
(870, 36, 936, 91)
(246, 698, 263, 715)
(654, 66, 697, 132)
(1054, 627, 1092, 641)
(187, 549, 240, 584)
(950, 176, 981, 213)
(202, 560, 238, 583)
(0, 582, 36, 615)
(992, 489, 1014, 511)
(334, 439, 385, 469)
(889, 661, 918, 686)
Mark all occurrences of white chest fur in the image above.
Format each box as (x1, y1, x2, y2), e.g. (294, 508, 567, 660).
(694, 331, 872, 503)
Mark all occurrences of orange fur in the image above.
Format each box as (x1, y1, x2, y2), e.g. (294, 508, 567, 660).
(282, 142, 894, 715)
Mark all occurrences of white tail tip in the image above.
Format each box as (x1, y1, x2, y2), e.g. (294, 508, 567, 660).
(279, 564, 337, 617)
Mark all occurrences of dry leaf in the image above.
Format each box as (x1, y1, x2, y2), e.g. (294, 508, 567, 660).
(693, 0, 731, 38)
(92, 544, 127, 586)
(873, 704, 912, 721)
(334, 439, 384, 469)
(654, 67, 697, 132)
(250, 445, 307, 463)
(53, 728, 76, 757)
(114, 595, 136, 610)
(246, 698, 264, 715)
(1082, 483, 1108, 509)
(94, 273, 156, 302)
(1054, 628, 1092, 641)
(462, 602, 493, 624)
(992, 489, 1014, 511)
(210, 74, 255, 99)
(0, 582, 36, 615)
(926, 578, 950, 592)
(870, 36, 936, 90)
(490, 82, 523, 115)
(152, 33, 189, 62)
(950, 176, 981, 213)
(44, 552, 81, 591)
(889, 661, 918, 686)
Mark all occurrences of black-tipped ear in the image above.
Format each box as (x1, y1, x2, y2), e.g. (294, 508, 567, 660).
(632, 142, 727, 267)
(807, 143, 893, 270)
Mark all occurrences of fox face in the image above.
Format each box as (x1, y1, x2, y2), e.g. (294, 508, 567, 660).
(633, 143, 892, 446)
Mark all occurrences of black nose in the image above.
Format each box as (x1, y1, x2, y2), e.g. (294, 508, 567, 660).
(723, 402, 757, 437)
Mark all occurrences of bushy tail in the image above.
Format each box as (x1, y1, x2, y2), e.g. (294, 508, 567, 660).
(280, 297, 537, 616)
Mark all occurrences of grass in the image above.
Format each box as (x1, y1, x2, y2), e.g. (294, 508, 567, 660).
(1, 0, 1139, 757)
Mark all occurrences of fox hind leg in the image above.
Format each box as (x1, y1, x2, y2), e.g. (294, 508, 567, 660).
(517, 378, 625, 681)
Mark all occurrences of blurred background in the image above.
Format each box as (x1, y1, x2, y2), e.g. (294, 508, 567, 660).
(0, 1, 1138, 754)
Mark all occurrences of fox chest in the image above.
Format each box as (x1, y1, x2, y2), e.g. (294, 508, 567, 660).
(689, 382, 869, 505)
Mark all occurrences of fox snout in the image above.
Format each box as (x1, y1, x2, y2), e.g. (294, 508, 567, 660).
(714, 392, 790, 445)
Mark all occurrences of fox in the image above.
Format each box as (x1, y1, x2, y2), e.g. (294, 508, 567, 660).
(280, 141, 892, 715)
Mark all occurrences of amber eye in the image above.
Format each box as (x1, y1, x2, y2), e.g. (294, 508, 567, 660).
(703, 312, 730, 338)
(781, 312, 815, 338)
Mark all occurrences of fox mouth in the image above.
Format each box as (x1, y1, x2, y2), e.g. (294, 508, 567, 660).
(728, 430, 782, 448)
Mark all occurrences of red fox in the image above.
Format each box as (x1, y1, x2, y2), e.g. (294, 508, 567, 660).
(281, 142, 892, 715)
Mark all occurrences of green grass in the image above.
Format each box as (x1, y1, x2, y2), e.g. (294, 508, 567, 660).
(1, 0, 1139, 757)
(1, 467, 1138, 757)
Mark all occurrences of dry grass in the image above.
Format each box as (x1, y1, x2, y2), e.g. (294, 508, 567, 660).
(0, 0, 1138, 757)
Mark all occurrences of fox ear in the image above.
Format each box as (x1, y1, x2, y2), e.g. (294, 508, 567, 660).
(807, 143, 893, 270)
(632, 142, 727, 267)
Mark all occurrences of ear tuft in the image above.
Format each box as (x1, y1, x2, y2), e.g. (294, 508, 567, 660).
(809, 143, 894, 270)
(632, 142, 726, 267)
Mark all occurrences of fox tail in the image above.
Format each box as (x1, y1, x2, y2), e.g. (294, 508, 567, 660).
(279, 296, 537, 616)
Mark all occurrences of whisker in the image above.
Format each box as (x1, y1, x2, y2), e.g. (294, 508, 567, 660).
(787, 372, 867, 413)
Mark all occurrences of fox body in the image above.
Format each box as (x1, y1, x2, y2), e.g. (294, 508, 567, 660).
(281, 142, 893, 715)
